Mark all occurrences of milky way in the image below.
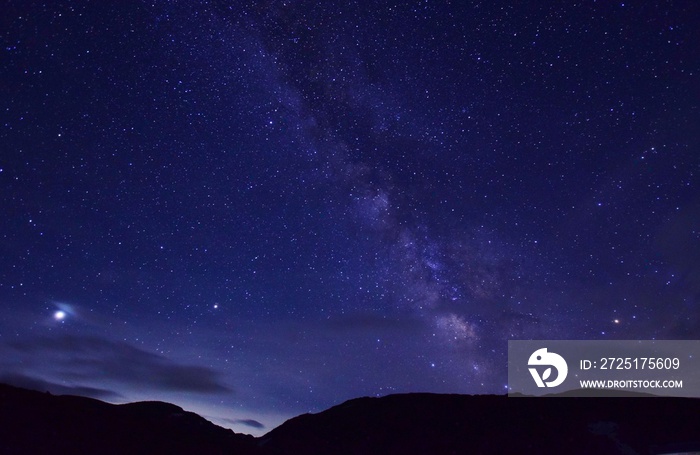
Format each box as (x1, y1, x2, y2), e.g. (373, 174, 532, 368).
(0, 1, 697, 435)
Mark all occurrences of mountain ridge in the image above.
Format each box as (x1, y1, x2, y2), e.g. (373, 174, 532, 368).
(2, 383, 700, 454)
(0, 383, 258, 454)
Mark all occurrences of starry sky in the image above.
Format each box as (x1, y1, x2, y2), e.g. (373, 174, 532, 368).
(1, 0, 698, 435)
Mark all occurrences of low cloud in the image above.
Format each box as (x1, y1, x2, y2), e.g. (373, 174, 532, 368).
(4, 334, 232, 395)
(0, 372, 123, 400)
(224, 418, 266, 430)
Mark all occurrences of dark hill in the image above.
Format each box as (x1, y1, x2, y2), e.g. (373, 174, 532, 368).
(2, 383, 700, 454)
(262, 392, 700, 455)
(0, 383, 258, 455)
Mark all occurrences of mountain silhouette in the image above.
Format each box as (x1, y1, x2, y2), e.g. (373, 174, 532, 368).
(0, 383, 258, 454)
(260, 392, 700, 454)
(2, 383, 700, 454)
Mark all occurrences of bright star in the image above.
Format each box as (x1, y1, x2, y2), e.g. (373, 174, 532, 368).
(54, 310, 66, 321)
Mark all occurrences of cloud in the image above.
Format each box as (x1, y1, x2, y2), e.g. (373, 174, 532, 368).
(0, 372, 123, 400)
(223, 418, 266, 430)
(5, 334, 232, 394)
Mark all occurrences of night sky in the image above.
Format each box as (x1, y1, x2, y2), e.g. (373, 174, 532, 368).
(1, 0, 698, 435)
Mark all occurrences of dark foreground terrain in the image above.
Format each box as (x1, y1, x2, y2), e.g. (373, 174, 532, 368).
(1, 383, 699, 454)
